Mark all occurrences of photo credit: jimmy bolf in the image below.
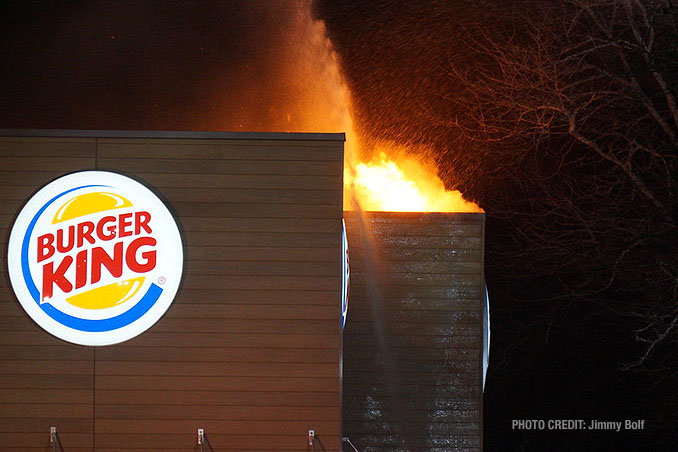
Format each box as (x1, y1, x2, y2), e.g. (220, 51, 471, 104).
(512, 419, 646, 431)
(7, 171, 183, 346)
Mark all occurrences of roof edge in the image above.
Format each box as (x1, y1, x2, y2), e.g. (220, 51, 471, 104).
(343, 211, 485, 220)
(0, 129, 346, 141)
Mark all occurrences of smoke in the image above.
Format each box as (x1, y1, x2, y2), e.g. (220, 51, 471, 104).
(199, 1, 356, 135)
(0, 1, 352, 133)
(2, 0, 484, 216)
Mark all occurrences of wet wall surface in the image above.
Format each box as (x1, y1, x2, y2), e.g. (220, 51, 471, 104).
(343, 212, 484, 452)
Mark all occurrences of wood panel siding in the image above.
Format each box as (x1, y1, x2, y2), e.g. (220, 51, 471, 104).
(0, 131, 344, 451)
(343, 212, 484, 452)
(0, 136, 96, 452)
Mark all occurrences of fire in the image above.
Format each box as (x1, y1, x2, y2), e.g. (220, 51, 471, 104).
(345, 152, 480, 213)
(349, 156, 426, 212)
(232, 1, 482, 213)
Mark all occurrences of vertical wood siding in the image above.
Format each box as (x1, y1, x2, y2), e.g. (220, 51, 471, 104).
(0, 133, 343, 451)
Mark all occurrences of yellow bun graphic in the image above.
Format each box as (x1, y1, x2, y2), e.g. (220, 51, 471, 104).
(53, 192, 133, 224)
(65, 277, 145, 310)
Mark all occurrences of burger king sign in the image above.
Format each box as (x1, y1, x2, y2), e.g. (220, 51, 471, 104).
(7, 171, 183, 346)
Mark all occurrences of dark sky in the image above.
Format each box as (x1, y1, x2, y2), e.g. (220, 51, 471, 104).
(0, 1, 326, 131)
(0, 0, 487, 137)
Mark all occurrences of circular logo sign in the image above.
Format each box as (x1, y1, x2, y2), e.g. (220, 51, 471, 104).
(7, 171, 183, 346)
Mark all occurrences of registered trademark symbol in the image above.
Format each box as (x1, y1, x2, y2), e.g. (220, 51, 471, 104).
(158, 276, 166, 285)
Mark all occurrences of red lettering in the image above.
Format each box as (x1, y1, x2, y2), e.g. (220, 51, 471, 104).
(75, 250, 88, 289)
(126, 237, 157, 273)
(91, 242, 123, 284)
(42, 257, 73, 300)
(96, 216, 117, 241)
(135, 211, 152, 235)
(56, 226, 74, 253)
(77, 221, 95, 247)
(119, 213, 133, 238)
(36, 211, 161, 297)
(37, 234, 55, 263)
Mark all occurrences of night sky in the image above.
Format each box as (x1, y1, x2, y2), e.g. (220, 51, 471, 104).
(2, 1, 677, 450)
(1, 1, 329, 132)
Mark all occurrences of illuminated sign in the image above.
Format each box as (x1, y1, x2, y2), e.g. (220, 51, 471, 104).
(341, 219, 349, 329)
(7, 171, 183, 346)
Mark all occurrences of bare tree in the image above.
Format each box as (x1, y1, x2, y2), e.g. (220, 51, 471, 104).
(427, 0, 678, 372)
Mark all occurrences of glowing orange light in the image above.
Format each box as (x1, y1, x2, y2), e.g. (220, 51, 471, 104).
(345, 152, 481, 212)
(233, 1, 483, 213)
(350, 157, 426, 212)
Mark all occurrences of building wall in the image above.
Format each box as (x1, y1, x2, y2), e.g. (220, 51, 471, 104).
(343, 212, 485, 452)
(0, 131, 344, 451)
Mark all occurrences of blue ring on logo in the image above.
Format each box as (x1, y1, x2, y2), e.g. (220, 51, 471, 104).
(20, 184, 163, 332)
(41, 283, 163, 332)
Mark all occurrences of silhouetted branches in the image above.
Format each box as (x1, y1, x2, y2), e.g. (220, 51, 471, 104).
(438, 0, 678, 371)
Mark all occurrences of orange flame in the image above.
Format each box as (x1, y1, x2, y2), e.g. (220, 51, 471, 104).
(237, 2, 482, 213)
(345, 152, 480, 212)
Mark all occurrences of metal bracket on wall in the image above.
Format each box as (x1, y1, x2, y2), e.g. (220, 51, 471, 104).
(197, 428, 205, 451)
(50, 427, 57, 452)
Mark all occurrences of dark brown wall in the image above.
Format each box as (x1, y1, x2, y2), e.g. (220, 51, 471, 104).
(343, 212, 485, 452)
(0, 132, 344, 451)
